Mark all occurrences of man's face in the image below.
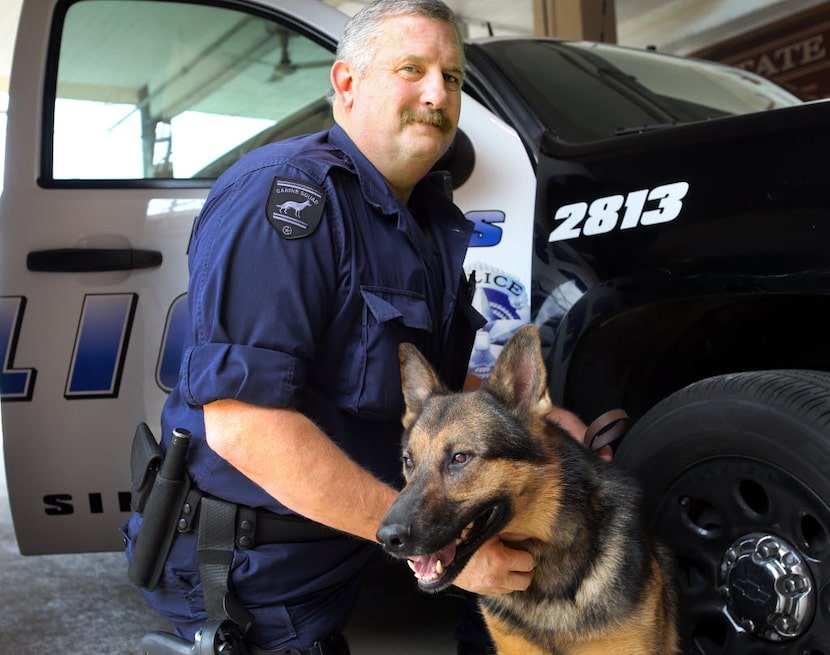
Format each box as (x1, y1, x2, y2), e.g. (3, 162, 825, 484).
(347, 15, 464, 194)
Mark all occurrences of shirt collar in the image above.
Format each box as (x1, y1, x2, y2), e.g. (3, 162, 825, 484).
(327, 123, 466, 232)
(328, 123, 403, 217)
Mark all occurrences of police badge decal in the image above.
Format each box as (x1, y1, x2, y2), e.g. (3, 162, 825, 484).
(265, 177, 326, 240)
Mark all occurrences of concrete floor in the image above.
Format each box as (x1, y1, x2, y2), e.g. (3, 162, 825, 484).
(0, 433, 465, 655)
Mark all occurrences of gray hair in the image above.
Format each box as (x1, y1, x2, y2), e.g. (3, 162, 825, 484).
(337, 0, 465, 76)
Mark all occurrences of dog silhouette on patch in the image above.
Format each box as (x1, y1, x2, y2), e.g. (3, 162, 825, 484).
(276, 199, 312, 218)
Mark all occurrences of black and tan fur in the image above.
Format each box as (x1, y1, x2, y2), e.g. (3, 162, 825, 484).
(377, 325, 678, 655)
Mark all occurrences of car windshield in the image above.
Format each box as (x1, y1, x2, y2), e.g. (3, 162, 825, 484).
(472, 39, 802, 143)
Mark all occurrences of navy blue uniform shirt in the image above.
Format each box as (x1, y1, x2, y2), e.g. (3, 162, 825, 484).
(161, 123, 484, 511)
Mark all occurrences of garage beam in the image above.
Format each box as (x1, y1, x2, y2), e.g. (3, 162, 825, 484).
(533, 0, 617, 42)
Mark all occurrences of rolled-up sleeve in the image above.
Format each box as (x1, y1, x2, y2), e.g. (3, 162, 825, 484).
(181, 343, 304, 407)
(182, 160, 339, 409)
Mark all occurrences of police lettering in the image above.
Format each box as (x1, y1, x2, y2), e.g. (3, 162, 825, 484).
(475, 271, 524, 298)
(43, 491, 133, 516)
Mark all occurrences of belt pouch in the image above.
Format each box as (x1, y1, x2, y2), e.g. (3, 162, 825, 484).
(129, 422, 163, 513)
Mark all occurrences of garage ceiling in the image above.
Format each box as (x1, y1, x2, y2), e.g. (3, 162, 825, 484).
(1, 0, 828, 94)
(324, 0, 828, 54)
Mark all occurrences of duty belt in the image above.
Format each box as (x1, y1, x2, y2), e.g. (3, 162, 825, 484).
(176, 487, 343, 550)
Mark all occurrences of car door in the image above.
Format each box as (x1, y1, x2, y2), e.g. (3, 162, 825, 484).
(0, 0, 342, 554)
(1, 0, 539, 557)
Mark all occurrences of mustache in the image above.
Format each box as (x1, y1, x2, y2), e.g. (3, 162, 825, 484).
(401, 109, 454, 134)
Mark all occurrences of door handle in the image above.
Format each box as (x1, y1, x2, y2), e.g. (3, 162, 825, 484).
(26, 248, 163, 272)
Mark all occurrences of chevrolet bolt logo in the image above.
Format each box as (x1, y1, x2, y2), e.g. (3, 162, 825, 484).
(733, 579, 772, 604)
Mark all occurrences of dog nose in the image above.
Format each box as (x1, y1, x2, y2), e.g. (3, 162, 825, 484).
(376, 523, 411, 552)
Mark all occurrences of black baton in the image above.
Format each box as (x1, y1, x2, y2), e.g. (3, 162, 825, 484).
(128, 427, 192, 591)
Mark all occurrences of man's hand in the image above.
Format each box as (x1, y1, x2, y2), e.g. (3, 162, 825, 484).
(452, 534, 536, 595)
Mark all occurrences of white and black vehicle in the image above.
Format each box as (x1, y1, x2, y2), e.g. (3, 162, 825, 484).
(2, 1, 829, 653)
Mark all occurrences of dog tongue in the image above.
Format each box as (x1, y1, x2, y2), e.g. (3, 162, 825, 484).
(411, 542, 457, 579)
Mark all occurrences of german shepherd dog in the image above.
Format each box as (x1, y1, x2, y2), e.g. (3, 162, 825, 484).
(377, 325, 678, 655)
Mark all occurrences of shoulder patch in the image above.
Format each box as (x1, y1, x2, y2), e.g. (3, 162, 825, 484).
(265, 177, 327, 239)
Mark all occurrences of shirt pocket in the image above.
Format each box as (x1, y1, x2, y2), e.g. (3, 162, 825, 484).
(349, 286, 433, 419)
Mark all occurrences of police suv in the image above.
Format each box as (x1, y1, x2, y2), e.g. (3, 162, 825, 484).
(2, 1, 829, 653)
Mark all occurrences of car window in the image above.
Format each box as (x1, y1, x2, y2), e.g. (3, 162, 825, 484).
(49, 0, 335, 183)
(470, 39, 801, 143)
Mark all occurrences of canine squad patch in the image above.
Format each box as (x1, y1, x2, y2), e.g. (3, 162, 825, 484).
(265, 177, 326, 239)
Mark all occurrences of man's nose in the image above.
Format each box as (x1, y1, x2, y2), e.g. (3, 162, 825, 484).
(421, 69, 449, 108)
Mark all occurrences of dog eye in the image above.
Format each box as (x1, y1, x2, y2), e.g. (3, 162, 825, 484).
(451, 452, 472, 466)
(401, 454, 414, 470)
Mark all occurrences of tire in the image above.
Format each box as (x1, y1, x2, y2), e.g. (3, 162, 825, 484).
(615, 370, 830, 655)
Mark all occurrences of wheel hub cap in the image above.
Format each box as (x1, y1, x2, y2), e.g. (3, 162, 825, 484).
(720, 533, 815, 641)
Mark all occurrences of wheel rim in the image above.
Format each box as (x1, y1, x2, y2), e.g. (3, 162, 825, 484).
(720, 532, 814, 640)
(650, 456, 830, 654)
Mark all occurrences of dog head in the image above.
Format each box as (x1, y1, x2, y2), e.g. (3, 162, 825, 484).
(377, 325, 557, 592)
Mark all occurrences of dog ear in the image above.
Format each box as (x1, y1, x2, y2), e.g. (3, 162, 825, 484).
(399, 342, 446, 429)
(486, 325, 551, 418)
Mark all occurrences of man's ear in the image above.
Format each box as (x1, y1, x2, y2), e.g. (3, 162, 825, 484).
(330, 60, 356, 109)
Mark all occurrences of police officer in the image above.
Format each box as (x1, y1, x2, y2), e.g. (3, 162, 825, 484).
(124, 1, 565, 653)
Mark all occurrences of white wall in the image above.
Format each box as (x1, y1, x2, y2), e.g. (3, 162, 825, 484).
(1, 0, 23, 93)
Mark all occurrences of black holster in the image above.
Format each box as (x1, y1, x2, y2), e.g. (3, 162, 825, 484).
(128, 423, 192, 591)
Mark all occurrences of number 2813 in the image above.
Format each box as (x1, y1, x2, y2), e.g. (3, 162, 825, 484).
(549, 181, 689, 242)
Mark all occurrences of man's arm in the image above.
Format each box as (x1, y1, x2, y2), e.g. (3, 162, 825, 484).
(204, 398, 397, 542)
(203, 397, 535, 592)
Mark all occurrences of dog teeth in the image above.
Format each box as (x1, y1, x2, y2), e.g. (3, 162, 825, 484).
(460, 521, 474, 542)
(456, 538, 463, 545)
(407, 558, 445, 581)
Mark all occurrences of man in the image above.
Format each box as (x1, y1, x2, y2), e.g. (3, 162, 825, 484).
(125, 1, 580, 653)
